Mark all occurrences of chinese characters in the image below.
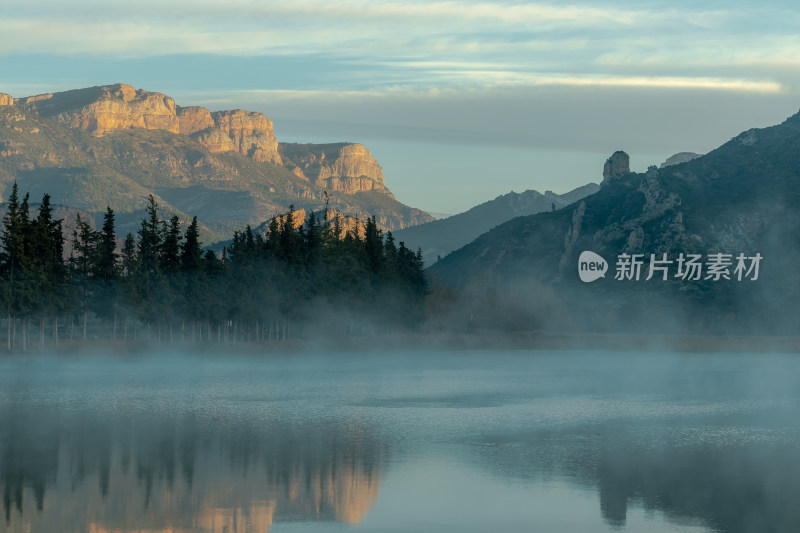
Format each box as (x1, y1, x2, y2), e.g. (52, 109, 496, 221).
(614, 253, 762, 281)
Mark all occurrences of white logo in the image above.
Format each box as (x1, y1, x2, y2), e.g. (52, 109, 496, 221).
(578, 251, 608, 283)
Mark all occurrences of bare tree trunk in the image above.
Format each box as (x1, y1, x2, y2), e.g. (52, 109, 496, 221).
(40, 319, 44, 352)
(22, 318, 27, 353)
(7, 313, 10, 351)
(53, 316, 59, 349)
(82, 311, 87, 341)
(124, 318, 128, 342)
(113, 312, 117, 341)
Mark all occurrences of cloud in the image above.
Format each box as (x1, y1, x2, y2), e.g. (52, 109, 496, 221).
(3, 0, 649, 27)
(0, 1, 794, 64)
(178, 84, 797, 155)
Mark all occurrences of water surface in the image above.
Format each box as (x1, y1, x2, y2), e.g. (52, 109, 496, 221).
(1, 350, 799, 532)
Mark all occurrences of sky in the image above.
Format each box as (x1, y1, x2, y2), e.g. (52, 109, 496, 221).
(1, 0, 798, 214)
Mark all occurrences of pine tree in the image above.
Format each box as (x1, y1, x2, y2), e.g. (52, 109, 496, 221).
(95, 207, 118, 280)
(90, 207, 119, 329)
(161, 215, 182, 274)
(266, 217, 280, 255)
(120, 233, 138, 276)
(180, 217, 203, 272)
(138, 195, 163, 275)
(364, 216, 383, 274)
(71, 214, 98, 341)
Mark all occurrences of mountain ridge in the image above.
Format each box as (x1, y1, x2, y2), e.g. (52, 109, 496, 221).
(0, 83, 433, 242)
(428, 109, 800, 333)
(394, 183, 600, 265)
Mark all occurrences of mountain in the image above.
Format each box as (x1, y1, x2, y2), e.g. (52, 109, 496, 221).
(393, 183, 599, 265)
(660, 152, 702, 168)
(0, 84, 433, 243)
(429, 110, 800, 334)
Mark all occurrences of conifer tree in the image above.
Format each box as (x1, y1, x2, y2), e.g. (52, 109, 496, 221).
(138, 195, 163, 275)
(180, 217, 203, 272)
(161, 215, 182, 274)
(95, 207, 118, 280)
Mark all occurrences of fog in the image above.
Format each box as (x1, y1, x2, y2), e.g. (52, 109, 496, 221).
(2, 350, 799, 532)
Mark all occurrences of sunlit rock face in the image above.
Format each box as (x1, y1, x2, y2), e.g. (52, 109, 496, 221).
(23, 83, 180, 136)
(1, 83, 434, 235)
(176, 105, 215, 135)
(0, 410, 385, 533)
(191, 110, 282, 165)
(19, 84, 283, 164)
(280, 142, 388, 194)
(0, 93, 13, 107)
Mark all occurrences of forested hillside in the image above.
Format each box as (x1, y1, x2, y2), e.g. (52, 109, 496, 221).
(0, 185, 427, 351)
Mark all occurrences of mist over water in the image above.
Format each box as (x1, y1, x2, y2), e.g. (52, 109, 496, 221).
(1, 350, 799, 532)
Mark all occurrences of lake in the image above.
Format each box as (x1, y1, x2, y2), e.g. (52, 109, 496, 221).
(1, 350, 799, 532)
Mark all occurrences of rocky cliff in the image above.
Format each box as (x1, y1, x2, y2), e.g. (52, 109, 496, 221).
(176, 105, 215, 135)
(189, 109, 282, 165)
(280, 142, 387, 194)
(21, 84, 180, 136)
(602, 150, 630, 184)
(430, 111, 800, 334)
(0, 93, 13, 107)
(0, 83, 433, 241)
(16, 84, 284, 164)
(13, 84, 410, 192)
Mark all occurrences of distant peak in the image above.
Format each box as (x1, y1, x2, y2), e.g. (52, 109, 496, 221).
(602, 150, 630, 185)
(660, 152, 702, 168)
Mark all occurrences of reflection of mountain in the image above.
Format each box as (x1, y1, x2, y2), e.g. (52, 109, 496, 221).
(0, 407, 385, 533)
(471, 423, 800, 533)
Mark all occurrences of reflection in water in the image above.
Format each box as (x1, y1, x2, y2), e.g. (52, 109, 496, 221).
(472, 418, 800, 532)
(0, 406, 384, 533)
(3, 352, 800, 533)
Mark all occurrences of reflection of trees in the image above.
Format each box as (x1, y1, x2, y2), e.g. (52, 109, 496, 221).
(473, 425, 800, 533)
(0, 408, 59, 522)
(0, 406, 386, 533)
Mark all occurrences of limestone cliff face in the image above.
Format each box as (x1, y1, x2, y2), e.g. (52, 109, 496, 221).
(16, 84, 282, 164)
(280, 143, 387, 194)
(23, 83, 180, 136)
(602, 150, 630, 185)
(176, 105, 214, 135)
(190, 109, 281, 165)
(2, 83, 432, 234)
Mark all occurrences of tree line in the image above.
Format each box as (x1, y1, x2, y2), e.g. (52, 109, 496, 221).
(0, 184, 428, 351)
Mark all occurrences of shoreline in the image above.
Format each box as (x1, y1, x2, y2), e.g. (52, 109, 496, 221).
(2, 330, 799, 357)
